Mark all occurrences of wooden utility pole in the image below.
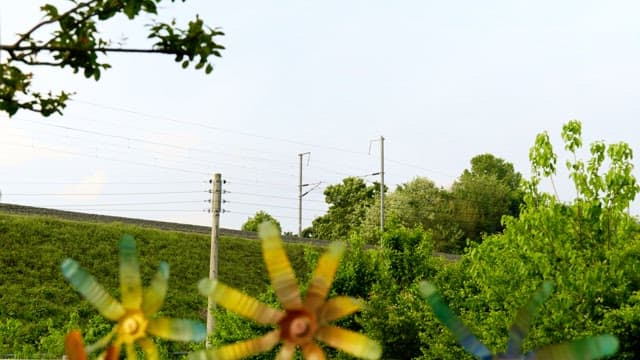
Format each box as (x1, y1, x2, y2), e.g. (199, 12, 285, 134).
(298, 152, 310, 238)
(379, 136, 385, 236)
(206, 173, 221, 348)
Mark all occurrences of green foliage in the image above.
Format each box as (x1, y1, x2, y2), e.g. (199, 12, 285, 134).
(359, 177, 463, 250)
(311, 177, 384, 241)
(439, 120, 640, 359)
(328, 225, 443, 359)
(451, 154, 524, 245)
(0, 0, 224, 117)
(241, 211, 282, 233)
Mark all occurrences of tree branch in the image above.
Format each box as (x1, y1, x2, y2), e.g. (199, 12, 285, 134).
(13, 0, 100, 47)
(1, 45, 184, 56)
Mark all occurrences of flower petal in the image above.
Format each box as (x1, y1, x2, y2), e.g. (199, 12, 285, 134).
(276, 342, 295, 360)
(259, 222, 302, 310)
(119, 235, 143, 310)
(138, 338, 159, 360)
(318, 296, 361, 324)
(148, 317, 206, 342)
(524, 334, 619, 360)
(104, 342, 122, 360)
(199, 279, 283, 324)
(419, 281, 492, 359)
(142, 262, 169, 316)
(125, 342, 136, 360)
(61, 259, 125, 321)
(507, 281, 554, 356)
(64, 330, 87, 360)
(85, 329, 117, 354)
(302, 342, 326, 360)
(304, 242, 345, 311)
(188, 329, 281, 360)
(315, 326, 381, 360)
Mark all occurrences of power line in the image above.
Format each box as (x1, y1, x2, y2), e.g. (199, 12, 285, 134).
(71, 99, 373, 156)
(225, 190, 326, 203)
(1, 140, 210, 175)
(224, 209, 316, 222)
(0, 180, 206, 185)
(34, 200, 207, 206)
(10, 117, 299, 173)
(4, 190, 205, 196)
(224, 200, 326, 212)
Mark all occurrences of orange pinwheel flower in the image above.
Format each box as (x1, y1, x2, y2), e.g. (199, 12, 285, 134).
(192, 223, 381, 360)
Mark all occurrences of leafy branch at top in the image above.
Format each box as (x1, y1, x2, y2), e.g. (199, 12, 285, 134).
(0, 0, 225, 117)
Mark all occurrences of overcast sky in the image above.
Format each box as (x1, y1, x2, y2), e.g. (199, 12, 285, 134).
(1, 0, 640, 233)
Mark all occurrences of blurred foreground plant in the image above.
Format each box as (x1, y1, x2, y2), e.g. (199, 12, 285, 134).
(61, 235, 205, 359)
(194, 222, 381, 360)
(420, 280, 619, 360)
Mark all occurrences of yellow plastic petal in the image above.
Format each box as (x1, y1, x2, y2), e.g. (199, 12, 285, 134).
(61, 259, 125, 321)
(304, 242, 345, 311)
(188, 330, 281, 360)
(315, 326, 381, 360)
(147, 317, 207, 342)
(142, 262, 169, 316)
(125, 342, 136, 360)
(317, 296, 361, 324)
(199, 279, 284, 324)
(302, 342, 327, 360)
(138, 337, 159, 360)
(259, 222, 302, 310)
(119, 235, 142, 310)
(276, 342, 296, 360)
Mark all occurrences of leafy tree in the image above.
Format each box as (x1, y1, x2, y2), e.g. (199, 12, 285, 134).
(310, 177, 384, 241)
(451, 154, 523, 244)
(241, 210, 281, 233)
(421, 120, 640, 359)
(359, 177, 463, 250)
(0, 0, 224, 117)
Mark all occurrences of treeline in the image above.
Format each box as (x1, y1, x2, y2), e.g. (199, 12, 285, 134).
(299, 153, 523, 253)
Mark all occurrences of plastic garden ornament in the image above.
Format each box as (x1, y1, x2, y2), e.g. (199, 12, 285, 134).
(193, 222, 382, 360)
(420, 281, 619, 360)
(61, 235, 206, 360)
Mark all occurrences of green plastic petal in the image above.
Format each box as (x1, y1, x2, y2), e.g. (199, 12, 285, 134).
(419, 281, 492, 359)
(525, 334, 619, 360)
(61, 259, 125, 321)
(119, 235, 142, 310)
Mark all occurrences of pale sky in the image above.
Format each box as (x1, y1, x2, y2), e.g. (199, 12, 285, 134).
(1, 0, 640, 233)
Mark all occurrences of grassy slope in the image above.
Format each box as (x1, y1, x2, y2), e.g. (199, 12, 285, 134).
(0, 213, 318, 345)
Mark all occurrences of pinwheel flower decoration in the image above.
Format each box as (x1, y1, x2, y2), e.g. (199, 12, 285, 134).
(61, 235, 206, 360)
(419, 281, 619, 360)
(192, 222, 381, 360)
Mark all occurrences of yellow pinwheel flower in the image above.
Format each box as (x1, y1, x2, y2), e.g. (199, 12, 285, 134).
(192, 222, 381, 360)
(61, 235, 206, 360)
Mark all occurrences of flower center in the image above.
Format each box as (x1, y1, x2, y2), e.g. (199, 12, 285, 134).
(290, 316, 311, 338)
(279, 310, 317, 345)
(118, 311, 148, 343)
